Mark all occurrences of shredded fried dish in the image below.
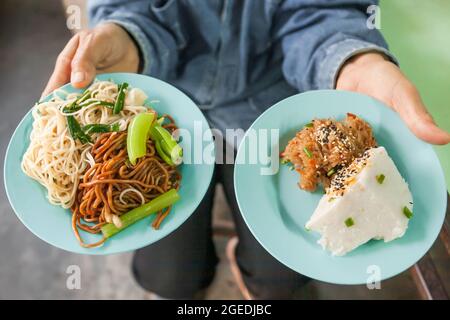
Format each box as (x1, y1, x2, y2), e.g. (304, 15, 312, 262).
(281, 113, 377, 191)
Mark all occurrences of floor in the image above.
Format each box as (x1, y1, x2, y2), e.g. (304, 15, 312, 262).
(0, 0, 446, 300)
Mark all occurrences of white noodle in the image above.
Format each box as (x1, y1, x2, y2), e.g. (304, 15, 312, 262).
(119, 188, 146, 206)
(21, 80, 149, 208)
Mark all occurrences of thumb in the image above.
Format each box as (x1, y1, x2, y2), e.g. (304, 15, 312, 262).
(393, 81, 450, 145)
(70, 31, 102, 88)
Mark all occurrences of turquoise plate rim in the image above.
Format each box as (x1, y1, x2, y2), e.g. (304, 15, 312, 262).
(234, 89, 447, 285)
(4, 73, 215, 255)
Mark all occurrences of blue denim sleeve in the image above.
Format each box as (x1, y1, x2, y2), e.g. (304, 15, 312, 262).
(87, 0, 178, 78)
(275, 0, 398, 91)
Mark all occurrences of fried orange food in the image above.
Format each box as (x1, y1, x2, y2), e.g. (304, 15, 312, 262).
(281, 113, 377, 191)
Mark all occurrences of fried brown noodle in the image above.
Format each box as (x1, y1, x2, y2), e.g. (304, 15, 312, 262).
(71, 118, 181, 248)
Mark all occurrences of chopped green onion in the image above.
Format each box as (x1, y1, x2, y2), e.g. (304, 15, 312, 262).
(101, 189, 180, 238)
(305, 123, 313, 128)
(98, 101, 115, 107)
(66, 115, 78, 140)
(63, 89, 93, 144)
(303, 147, 312, 158)
(328, 197, 335, 202)
(327, 168, 336, 177)
(376, 174, 385, 184)
(79, 100, 114, 108)
(67, 115, 91, 144)
(345, 217, 354, 227)
(111, 123, 120, 131)
(403, 206, 413, 219)
(77, 90, 91, 104)
(63, 103, 79, 113)
(82, 123, 120, 134)
(281, 158, 290, 165)
(305, 227, 311, 232)
(113, 82, 128, 114)
(65, 90, 91, 113)
(63, 100, 80, 114)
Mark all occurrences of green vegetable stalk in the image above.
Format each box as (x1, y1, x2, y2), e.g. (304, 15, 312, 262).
(101, 189, 180, 238)
(155, 140, 175, 166)
(82, 123, 120, 134)
(113, 82, 129, 114)
(79, 100, 114, 108)
(127, 112, 156, 165)
(63, 89, 92, 143)
(150, 121, 183, 166)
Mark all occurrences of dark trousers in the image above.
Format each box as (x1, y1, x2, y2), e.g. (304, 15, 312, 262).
(132, 162, 309, 299)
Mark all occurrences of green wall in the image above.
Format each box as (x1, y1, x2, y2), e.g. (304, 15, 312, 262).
(381, 0, 450, 190)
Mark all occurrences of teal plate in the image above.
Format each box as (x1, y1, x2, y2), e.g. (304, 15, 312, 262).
(234, 90, 447, 284)
(4, 73, 215, 255)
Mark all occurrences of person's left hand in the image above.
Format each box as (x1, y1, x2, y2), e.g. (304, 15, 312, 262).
(336, 52, 450, 145)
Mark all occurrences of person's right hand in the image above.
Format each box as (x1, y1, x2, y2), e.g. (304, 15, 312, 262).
(42, 23, 140, 98)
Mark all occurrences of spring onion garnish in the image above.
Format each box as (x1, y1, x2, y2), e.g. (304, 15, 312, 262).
(82, 123, 120, 134)
(77, 89, 91, 104)
(63, 89, 94, 143)
(328, 197, 335, 202)
(305, 227, 311, 232)
(65, 89, 92, 113)
(327, 168, 336, 177)
(101, 189, 180, 238)
(403, 206, 413, 219)
(113, 82, 129, 114)
(79, 100, 114, 108)
(63, 96, 85, 113)
(67, 115, 91, 144)
(111, 123, 120, 131)
(303, 147, 312, 158)
(376, 174, 385, 184)
(282, 158, 295, 171)
(305, 123, 313, 128)
(345, 217, 354, 227)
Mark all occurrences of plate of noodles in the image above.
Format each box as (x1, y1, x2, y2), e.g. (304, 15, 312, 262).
(4, 73, 215, 254)
(234, 90, 447, 284)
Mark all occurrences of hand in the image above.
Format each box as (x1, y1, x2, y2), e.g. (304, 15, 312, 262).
(336, 52, 450, 145)
(42, 23, 140, 97)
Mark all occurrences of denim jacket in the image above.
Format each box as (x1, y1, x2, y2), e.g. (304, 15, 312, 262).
(88, 0, 395, 132)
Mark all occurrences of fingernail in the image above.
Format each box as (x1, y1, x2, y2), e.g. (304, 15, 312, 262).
(71, 71, 85, 83)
